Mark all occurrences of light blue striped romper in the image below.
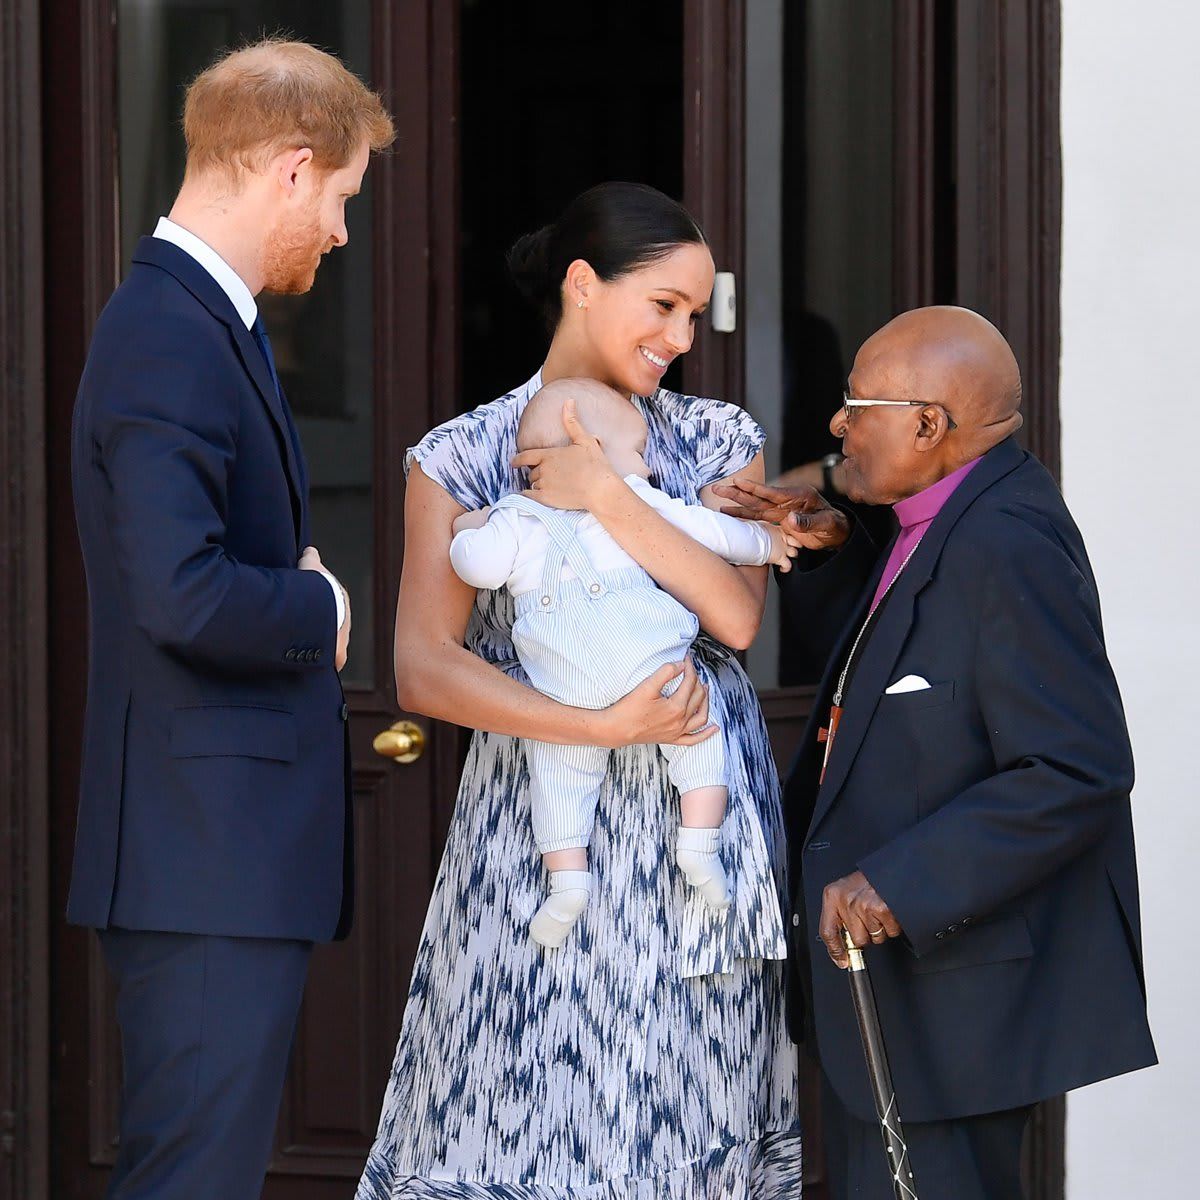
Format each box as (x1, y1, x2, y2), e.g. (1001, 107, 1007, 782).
(502, 494, 726, 855)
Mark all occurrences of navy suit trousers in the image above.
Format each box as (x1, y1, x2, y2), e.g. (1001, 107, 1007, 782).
(822, 1072, 1031, 1200)
(99, 929, 311, 1200)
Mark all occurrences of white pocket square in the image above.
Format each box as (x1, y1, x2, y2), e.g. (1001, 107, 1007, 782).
(885, 674, 932, 695)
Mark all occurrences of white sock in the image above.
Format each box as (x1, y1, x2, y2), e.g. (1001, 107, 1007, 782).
(529, 870, 592, 949)
(676, 826, 732, 911)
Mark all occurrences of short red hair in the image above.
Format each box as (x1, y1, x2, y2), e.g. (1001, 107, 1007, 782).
(183, 38, 394, 179)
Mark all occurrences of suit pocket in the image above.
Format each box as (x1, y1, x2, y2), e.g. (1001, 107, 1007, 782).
(169, 705, 297, 763)
(881, 680, 956, 711)
(910, 911, 1033, 975)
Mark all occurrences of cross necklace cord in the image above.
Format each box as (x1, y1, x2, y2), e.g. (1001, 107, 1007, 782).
(818, 539, 923, 784)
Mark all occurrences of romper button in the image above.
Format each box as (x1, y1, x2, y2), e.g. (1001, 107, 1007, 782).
(589, 583, 600, 594)
(541, 595, 550, 606)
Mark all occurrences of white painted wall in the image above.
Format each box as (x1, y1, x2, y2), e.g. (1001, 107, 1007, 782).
(1060, 2, 1200, 1194)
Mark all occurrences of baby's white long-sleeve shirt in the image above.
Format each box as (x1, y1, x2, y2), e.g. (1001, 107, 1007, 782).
(450, 475, 776, 596)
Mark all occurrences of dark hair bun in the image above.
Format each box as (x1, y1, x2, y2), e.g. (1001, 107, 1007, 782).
(506, 224, 555, 310)
(507, 182, 706, 336)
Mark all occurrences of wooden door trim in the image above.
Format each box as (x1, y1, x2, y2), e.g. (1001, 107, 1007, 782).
(681, 0, 745, 407)
(381, 0, 464, 853)
(0, 1, 49, 1196)
(952, 1, 1063, 483)
(893, 0, 943, 313)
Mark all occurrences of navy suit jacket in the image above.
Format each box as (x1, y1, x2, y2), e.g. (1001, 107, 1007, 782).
(68, 236, 353, 943)
(779, 439, 1156, 1122)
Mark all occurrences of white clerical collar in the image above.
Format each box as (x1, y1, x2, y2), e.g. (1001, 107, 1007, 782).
(152, 217, 258, 330)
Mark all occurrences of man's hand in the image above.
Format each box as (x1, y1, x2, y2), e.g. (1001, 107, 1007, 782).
(818, 870, 902, 969)
(712, 477, 851, 551)
(300, 545, 351, 671)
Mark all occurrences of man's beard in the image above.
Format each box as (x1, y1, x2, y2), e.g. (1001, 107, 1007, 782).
(261, 204, 327, 295)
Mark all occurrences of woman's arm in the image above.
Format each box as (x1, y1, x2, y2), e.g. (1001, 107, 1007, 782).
(394, 463, 714, 746)
(513, 402, 768, 649)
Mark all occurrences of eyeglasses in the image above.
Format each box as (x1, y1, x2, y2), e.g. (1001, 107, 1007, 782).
(841, 391, 958, 431)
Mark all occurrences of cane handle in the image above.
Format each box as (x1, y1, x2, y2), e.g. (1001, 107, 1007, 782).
(842, 927, 867, 972)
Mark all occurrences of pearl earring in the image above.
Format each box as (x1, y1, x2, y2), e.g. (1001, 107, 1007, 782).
(577, 299, 585, 309)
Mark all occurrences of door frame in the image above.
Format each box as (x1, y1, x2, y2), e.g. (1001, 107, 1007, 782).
(3, 1, 1064, 1195)
(0, 2, 50, 1198)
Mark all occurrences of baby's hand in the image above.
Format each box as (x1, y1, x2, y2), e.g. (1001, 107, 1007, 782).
(452, 506, 492, 535)
(767, 523, 800, 573)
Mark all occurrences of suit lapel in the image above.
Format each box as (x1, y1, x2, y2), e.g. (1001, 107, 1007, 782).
(229, 320, 306, 540)
(131, 237, 305, 542)
(807, 438, 1028, 835)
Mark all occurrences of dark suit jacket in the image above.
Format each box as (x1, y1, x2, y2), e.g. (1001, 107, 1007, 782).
(68, 236, 353, 943)
(779, 438, 1156, 1122)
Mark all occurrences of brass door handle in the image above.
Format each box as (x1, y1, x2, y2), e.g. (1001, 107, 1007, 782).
(372, 720, 425, 764)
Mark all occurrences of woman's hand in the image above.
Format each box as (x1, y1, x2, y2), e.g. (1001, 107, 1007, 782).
(591, 658, 714, 749)
(712, 477, 851, 551)
(511, 398, 623, 511)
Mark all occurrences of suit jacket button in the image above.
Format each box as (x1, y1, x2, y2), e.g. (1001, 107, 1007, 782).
(935, 930, 946, 940)
(314, 648, 323, 661)
(285, 648, 297, 661)
(948, 924, 960, 934)
(306, 649, 317, 662)
(962, 916, 974, 927)
(792, 913, 800, 927)
(340, 703, 350, 721)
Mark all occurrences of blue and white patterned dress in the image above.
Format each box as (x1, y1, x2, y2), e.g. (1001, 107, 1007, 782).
(358, 371, 802, 1199)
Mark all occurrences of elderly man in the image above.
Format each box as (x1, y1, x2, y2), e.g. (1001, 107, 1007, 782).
(719, 307, 1155, 1199)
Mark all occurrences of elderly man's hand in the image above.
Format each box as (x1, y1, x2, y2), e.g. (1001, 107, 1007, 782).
(818, 870, 902, 969)
(712, 478, 851, 551)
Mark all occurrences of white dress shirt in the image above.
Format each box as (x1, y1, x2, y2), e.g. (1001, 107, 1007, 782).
(450, 475, 777, 595)
(153, 217, 346, 630)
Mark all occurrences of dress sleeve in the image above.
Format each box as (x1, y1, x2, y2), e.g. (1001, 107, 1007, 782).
(684, 396, 767, 488)
(404, 401, 515, 512)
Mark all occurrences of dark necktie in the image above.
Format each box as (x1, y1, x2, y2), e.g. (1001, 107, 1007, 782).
(250, 314, 308, 541)
(250, 314, 282, 400)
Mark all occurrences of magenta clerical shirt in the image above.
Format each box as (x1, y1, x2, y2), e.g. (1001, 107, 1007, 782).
(869, 456, 983, 613)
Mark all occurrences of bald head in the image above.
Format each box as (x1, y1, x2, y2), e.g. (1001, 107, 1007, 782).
(834, 307, 1024, 505)
(853, 306, 1023, 455)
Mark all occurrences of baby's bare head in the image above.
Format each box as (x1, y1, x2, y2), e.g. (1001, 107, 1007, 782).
(517, 378, 649, 476)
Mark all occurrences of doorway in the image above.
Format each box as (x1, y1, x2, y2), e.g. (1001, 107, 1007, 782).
(35, 3, 1062, 1198)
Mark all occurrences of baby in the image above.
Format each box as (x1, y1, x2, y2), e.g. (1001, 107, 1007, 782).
(450, 378, 796, 948)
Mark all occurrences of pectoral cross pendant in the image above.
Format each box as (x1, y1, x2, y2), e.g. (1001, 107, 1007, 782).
(818, 703, 843, 784)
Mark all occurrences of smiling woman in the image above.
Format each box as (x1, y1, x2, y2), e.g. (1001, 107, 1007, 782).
(515, 182, 713, 398)
(360, 179, 803, 1197)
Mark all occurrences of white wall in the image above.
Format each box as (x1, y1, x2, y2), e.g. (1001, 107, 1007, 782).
(1060, 2, 1200, 1194)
